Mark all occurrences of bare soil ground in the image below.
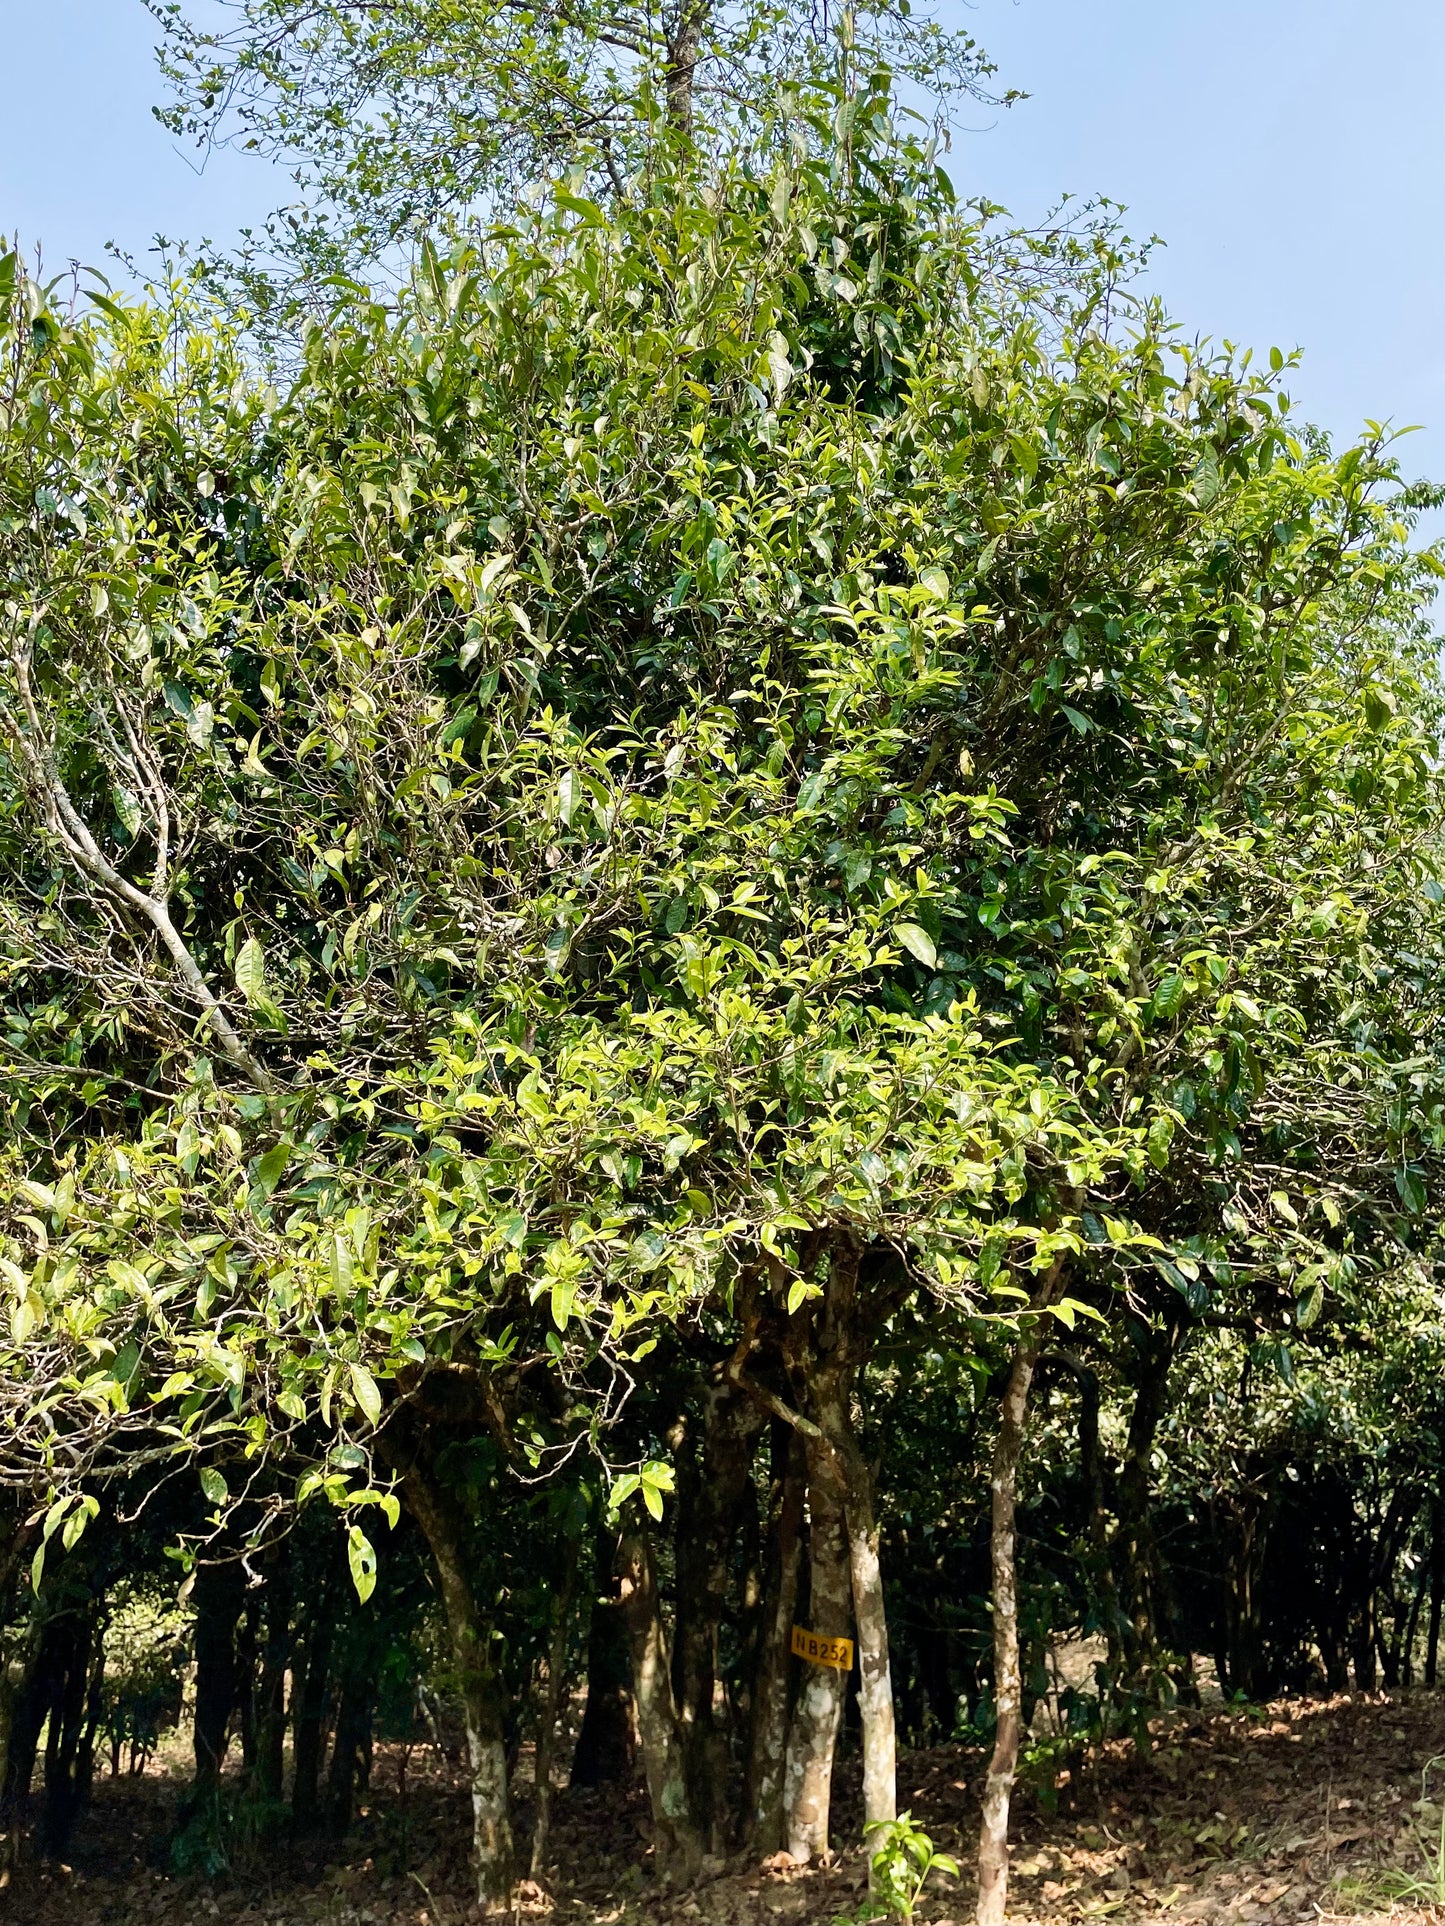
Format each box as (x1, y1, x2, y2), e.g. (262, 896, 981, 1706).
(5, 1691, 1445, 1926)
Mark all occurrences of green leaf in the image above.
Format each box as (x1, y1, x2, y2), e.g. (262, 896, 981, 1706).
(347, 1525, 377, 1603)
(249, 1140, 291, 1203)
(1149, 972, 1185, 1021)
(105, 1258, 150, 1296)
(113, 784, 141, 837)
(349, 1361, 383, 1427)
(1396, 1167, 1427, 1215)
(62, 1496, 98, 1552)
(607, 1473, 640, 1518)
(894, 922, 937, 969)
(331, 1234, 354, 1293)
(441, 704, 477, 745)
(787, 1278, 821, 1314)
(235, 936, 267, 1005)
(231, 938, 286, 1030)
(550, 1272, 576, 1331)
(200, 1467, 228, 1507)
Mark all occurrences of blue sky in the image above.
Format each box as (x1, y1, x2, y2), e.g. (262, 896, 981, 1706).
(2, 0, 1443, 488)
(963, 0, 1445, 484)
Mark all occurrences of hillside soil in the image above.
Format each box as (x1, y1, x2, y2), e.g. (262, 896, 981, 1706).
(4, 1691, 1445, 1926)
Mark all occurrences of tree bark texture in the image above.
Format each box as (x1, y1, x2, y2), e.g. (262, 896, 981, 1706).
(255, 1548, 292, 1805)
(664, 0, 705, 135)
(289, 1554, 338, 1831)
(191, 1559, 245, 1809)
(672, 1375, 766, 1850)
(325, 1673, 373, 1836)
(976, 1324, 1046, 1926)
(1428, 1497, 1444, 1688)
(530, 1526, 582, 1879)
(570, 1518, 635, 1787)
(39, 1603, 100, 1859)
(617, 1528, 700, 1877)
(746, 1425, 805, 1854)
(783, 1424, 851, 1864)
(1113, 1324, 1177, 1690)
(0, 1652, 18, 1872)
(1, 1620, 52, 1839)
(234, 1587, 262, 1782)
(402, 1460, 515, 1911)
(768, 1234, 901, 1864)
(838, 1427, 896, 1836)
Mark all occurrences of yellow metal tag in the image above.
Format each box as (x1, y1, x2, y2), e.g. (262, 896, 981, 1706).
(791, 1624, 853, 1670)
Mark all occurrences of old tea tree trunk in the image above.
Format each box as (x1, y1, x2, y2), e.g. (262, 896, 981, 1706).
(782, 1236, 898, 1863)
(732, 1236, 899, 1867)
(401, 1460, 514, 1911)
(976, 1257, 1069, 1926)
(617, 1528, 702, 1876)
(744, 1425, 806, 1853)
(783, 1423, 853, 1862)
(838, 1423, 896, 1840)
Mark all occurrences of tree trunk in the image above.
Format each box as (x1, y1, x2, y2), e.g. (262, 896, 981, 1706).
(839, 1428, 896, 1838)
(617, 1528, 700, 1877)
(738, 1236, 901, 1863)
(1427, 1497, 1444, 1688)
(235, 1586, 262, 1781)
(570, 1517, 636, 1787)
(326, 1672, 373, 1837)
(1, 1621, 52, 1840)
(672, 1376, 766, 1851)
(1220, 1500, 1267, 1699)
(1353, 1598, 1377, 1691)
(746, 1426, 805, 1854)
(1401, 1556, 1429, 1688)
(41, 1605, 98, 1859)
(976, 1325, 1046, 1926)
(1113, 1324, 1176, 1691)
(783, 1426, 851, 1864)
(0, 1508, 30, 1842)
(402, 1459, 514, 1912)
(1045, 1350, 1122, 1680)
(530, 1526, 582, 1880)
(74, 1625, 105, 1815)
(0, 1652, 16, 1841)
(664, 0, 706, 136)
(191, 1558, 245, 1810)
(291, 1538, 341, 1829)
(256, 1549, 292, 1805)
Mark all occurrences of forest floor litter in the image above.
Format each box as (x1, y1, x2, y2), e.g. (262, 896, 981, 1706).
(6, 1691, 1445, 1926)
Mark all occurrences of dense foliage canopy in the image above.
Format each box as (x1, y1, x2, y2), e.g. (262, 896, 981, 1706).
(2, 69, 1444, 1924)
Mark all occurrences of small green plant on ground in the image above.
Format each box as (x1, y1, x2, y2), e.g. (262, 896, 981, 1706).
(835, 1813, 960, 1923)
(1338, 1755, 1445, 1909)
